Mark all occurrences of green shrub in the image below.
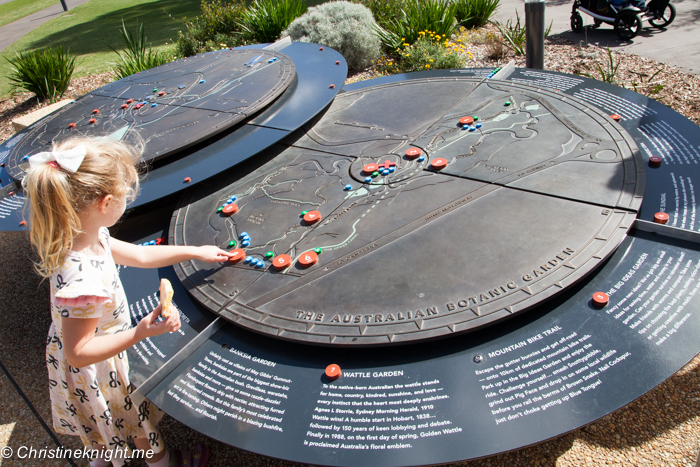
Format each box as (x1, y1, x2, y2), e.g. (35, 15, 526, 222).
(376, 30, 465, 73)
(6, 45, 75, 103)
(495, 10, 525, 55)
(176, 0, 246, 57)
(351, 0, 404, 28)
(284, 1, 381, 71)
(454, 0, 500, 29)
(240, 0, 307, 44)
(111, 20, 172, 79)
(374, 0, 457, 53)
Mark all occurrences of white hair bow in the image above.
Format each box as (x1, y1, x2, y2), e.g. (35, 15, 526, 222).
(28, 144, 86, 173)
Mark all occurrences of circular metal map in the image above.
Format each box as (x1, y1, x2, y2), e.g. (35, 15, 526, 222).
(4, 48, 295, 181)
(171, 76, 645, 346)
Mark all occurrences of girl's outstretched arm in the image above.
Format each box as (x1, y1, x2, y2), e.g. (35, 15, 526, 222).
(62, 303, 179, 368)
(111, 238, 234, 268)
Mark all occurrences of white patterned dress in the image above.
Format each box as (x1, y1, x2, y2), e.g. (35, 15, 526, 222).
(46, 227, 164, 455)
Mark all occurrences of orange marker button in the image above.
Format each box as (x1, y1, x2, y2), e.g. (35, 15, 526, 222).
(654, 212, 669, 224)
(92, 109, 99, 114)
(89, 118, 96, 124)
(610, 114, 621, 122)
(272, 254, 292, 270)
(363, 163, 379, 173)
(121, 104, 128, 109)
(430, 158, 447, 170)
(222, 203, 238, 216)
(298, 251, 318, 267)
(19, 220, 27, 227)
(68, 123, 76, 129)
(405, 148, 421, 159)
(229, 248, 245, 263)
(592, 292, 609, 307)
(126, 99, 133, 104)
(325, 364, 341, 380)
(649, 156, 662, 167)
(304, 210, 321, 224)
(459, 116, 474, 125)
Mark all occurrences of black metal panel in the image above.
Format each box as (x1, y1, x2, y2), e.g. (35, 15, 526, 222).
(4, 49, 295, 178)
(171, 76, 643, 345)
(0, 43, 347, 231)
(107, 68, 700, 466)
(140, 229, 700, 466)
(506, 68, 700, 230)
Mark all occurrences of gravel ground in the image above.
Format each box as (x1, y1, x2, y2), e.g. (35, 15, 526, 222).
(1, 34, 700, 467)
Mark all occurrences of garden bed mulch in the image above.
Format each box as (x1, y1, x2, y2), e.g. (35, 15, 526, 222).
(2, 35, 699, 146)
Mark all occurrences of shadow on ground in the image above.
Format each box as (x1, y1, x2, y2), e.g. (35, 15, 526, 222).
(23, 0, 198, 55)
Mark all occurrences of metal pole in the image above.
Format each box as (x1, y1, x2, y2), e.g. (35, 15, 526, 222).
(525, 0, 545, 69)
(59, 0, 68, 11)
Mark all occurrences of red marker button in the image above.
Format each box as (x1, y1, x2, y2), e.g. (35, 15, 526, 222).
(459, 116, 474, 125)
(272, 254, 292, 270)
(649, 156, 662, 167)
(298, 251, 318, 267)
(592, 292, 609, 307)
(19, 220, 27, 227)
(304, 210, 321, 224)
(121, 104, 128, 109)
(363, 163, 379, 173)
(654, 212, 669, 224)
(228, 248, 245, 263)
(222, 203, 239, 216)
(430, 158, 447, 170)
(405, 148, 421, 159)
(610, 114, 621, 122)
(325, 364, 341, 380)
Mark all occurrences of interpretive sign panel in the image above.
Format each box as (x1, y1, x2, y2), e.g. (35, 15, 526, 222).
(144, 229, 700, 466)
(112, 68, 700, 465)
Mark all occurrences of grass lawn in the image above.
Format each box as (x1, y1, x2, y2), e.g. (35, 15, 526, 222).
(0, 0, 202, 99)
(0, 0, 57, 28)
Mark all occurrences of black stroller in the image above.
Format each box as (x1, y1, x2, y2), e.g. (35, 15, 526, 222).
(571, 0, 675, 39)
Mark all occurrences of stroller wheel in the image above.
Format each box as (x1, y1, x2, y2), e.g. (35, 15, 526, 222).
(571, 12, 584, 32)
(614, 10, 642, 39)
(649, 2, 676, 28)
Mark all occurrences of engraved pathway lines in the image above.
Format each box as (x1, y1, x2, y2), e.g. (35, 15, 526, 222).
(245, 183, 499, 310)
(4, 49, 296, 181)
(173, 76, 646, 344)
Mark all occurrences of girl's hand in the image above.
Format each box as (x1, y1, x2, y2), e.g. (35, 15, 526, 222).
(135, 303, 181, 339)
(195, 245, 236, 263)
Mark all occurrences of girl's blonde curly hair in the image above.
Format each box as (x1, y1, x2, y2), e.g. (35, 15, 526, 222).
(22, 137, 141, 278)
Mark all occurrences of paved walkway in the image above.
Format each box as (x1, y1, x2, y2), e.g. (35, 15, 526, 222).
(0, 0, 92, 52)
(493, 0, 700, 75)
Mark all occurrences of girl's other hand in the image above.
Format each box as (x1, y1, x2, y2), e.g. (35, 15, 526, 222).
(195, 245, 236, 263)
(135, 303, 181, 339)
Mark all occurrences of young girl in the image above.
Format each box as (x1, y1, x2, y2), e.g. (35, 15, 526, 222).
(23, 137, 234, 467)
